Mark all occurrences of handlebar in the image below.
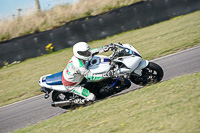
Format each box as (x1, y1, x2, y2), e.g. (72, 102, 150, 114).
(109, 43, 127, 60)
(109, 42, 141, 60)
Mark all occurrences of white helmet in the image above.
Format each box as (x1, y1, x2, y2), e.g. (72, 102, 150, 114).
(73, 42, 92, 61)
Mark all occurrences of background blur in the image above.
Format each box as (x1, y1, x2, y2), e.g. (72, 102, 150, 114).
(0, 0, 79, 20)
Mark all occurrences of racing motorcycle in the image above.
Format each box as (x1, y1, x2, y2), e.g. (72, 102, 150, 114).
(39, 43, 164, 109)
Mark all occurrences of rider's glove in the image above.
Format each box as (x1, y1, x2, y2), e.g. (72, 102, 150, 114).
(103, 43, 115, 52)
(103, 70, 115, 78)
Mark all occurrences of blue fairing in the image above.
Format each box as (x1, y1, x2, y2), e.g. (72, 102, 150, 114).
(46, 71, 63, 85)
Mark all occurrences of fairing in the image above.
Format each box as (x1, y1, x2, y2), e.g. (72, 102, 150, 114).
(87, 55, 111, 74)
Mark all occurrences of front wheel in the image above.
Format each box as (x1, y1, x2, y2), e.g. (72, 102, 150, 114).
(130, 62, 164, 86)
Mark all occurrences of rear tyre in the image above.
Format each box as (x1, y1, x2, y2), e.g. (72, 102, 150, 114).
(130, 62, 164, 86)
(52, 91, 71, 109)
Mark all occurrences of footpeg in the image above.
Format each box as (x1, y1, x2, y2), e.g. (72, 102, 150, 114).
(44, 93, 49, 99)
(40, 87, 52, 99)
(73, 99, 86, 104)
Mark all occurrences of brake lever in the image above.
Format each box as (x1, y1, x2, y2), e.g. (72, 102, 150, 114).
(110, 50, 117, 60)
(118, 42, 122, 45)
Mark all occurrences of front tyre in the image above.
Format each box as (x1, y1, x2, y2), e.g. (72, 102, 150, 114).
(130, 62, 164, 86)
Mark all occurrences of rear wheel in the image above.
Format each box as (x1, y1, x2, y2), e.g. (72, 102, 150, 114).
(52, 91, 86, 109)
(130, 62, 164, 86)
(52, 91, 71, 109)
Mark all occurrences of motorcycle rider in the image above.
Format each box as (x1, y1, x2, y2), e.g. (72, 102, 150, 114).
(62, 42, 114, 103)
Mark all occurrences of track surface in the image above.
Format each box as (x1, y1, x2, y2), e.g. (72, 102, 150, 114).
(0, 46, 200, 133)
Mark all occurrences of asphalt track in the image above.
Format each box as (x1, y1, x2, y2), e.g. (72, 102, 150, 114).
(0, 46, 200, 133)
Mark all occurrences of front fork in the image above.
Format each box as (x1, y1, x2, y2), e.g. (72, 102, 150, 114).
(134, 60, 149, 76)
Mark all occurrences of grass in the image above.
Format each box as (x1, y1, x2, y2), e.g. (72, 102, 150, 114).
(0, 11, 200, 107)
(0, 0, 141, 41)
(13, 72, 200, 133)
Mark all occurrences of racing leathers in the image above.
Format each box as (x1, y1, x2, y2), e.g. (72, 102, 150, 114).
(62, 47, 107, 101)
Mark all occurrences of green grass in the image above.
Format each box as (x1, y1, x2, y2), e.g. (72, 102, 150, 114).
(0, 11, 200, 107)
(13, 72, 200, 133)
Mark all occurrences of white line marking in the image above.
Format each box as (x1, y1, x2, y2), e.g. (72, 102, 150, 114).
(151, 46, 200, 62)
(1, 46, 200, 109)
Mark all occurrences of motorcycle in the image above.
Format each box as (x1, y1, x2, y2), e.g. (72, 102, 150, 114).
(39, 43, 164, 109)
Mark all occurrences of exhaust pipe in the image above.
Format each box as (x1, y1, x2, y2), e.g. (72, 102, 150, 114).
(51, 100, 72, 107)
